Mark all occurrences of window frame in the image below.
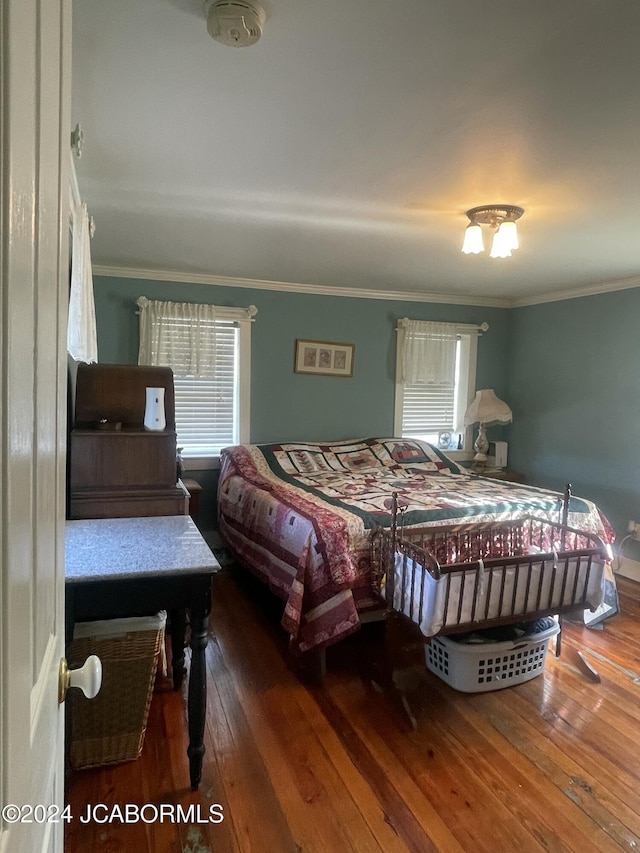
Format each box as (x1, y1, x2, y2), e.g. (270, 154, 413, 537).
(179, 308, 252, 470)
(137, 299, 254, 470)
(393, 321, 481, 459)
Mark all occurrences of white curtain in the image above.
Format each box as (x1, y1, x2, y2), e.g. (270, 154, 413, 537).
(67, 199, 98, 363)
(137, 297, 218, 378)
(401, 320, 457, 385)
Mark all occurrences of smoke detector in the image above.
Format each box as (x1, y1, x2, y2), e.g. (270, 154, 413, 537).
(203, 0, 266, 47)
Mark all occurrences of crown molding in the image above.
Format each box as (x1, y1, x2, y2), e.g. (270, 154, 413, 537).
(510, 274, 640, 308)
(91, 265, 510, 308)
(92, 264, 640, 310)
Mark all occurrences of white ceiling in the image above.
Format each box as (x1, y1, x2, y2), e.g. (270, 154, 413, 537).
(72, 0, 640, 305)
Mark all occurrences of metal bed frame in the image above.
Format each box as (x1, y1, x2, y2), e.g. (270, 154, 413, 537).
(370, 485, 610, 652)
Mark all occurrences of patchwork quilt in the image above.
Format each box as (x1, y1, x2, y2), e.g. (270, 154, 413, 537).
(217, 437, 613, 652)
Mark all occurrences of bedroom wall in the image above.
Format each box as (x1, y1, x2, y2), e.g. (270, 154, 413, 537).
(92, 274, 510, 527)
(507, 285, 640, 545)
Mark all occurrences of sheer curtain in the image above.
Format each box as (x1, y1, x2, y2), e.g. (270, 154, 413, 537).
(401, 320, 457, 385)
(67, 198, 98, 363)
(136, 297, 218, 378)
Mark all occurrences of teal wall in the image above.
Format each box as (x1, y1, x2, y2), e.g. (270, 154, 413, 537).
(93, 275, 510, 443)
(93, 274, 640, 542)
(93, 275, 510, 527)
(508, 286, 640, 541)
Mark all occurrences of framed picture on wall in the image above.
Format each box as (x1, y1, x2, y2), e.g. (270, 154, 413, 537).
(294, 339, 355, 377)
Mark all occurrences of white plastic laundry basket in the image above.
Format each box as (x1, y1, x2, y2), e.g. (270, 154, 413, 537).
(425, 620, 560, 693)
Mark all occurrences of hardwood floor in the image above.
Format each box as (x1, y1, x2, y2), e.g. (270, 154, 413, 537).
(65, 569, 640, 852)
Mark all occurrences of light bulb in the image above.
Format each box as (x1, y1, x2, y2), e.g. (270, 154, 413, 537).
(490, 224, 512, 258)
(499, 220, 519, 251)
(462, 223, 484, 254)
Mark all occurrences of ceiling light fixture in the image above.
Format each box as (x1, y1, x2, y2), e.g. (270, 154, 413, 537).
(462, 204, 524, 258)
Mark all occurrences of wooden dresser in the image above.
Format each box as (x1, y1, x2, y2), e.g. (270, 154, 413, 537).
(68, 364, 188, 519)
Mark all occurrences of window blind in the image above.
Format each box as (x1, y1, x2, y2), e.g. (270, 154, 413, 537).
(401, 381, 455, 436)
(159, 319, 238, 456)
(138, 297, 256, 459)
(395, 319, 485, 445)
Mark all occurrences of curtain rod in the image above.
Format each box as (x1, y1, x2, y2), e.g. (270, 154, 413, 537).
(69, 149, 81, 210)
(69, 148, 95, 237)
(396, 319, 489, 334)
(135, 296, 258, 320)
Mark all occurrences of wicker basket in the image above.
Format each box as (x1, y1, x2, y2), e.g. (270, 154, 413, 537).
(425, 620, 560, 693)
(68, 612, 166, 769)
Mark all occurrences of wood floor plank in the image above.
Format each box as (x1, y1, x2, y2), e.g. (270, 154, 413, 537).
(520, 669, 640, 787)
(425, 680, 625, 853)
(313, 680, 462, 853)
(208, 632, 344, 851)
(327, 674, 555, 853)
(211, 569, 408, 852)
(65, 566, 640, 853)
(504, 687, 640, 837)
(203, 637, 302, 852)
(475, 686, 640, 850)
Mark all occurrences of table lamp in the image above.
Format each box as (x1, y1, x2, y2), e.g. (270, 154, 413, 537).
(464, 389, 512, 469)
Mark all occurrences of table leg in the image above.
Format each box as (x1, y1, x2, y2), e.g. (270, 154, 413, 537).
(187, 609, 208, 790)
(169, 608, 186, 689)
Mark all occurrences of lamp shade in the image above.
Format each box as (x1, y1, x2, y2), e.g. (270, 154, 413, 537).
(499, 220, 519, 251)
(489, 223, 514, 258)
(462, 223, 484, 254)
(464, 389, 512, 426)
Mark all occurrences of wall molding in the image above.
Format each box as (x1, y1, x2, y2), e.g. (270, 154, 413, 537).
(510, 274, 640, 308)
(615, 555, 640, 583)
(93, 264, 640, 310)
(92, 265, 511, 308)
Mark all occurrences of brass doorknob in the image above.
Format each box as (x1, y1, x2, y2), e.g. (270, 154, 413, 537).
(58, 655, 102, 704)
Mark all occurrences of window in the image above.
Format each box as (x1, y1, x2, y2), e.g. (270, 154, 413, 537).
(137, 297, 256, 463)
(394, 320, 482, 451)
(172, 320, 241, 458)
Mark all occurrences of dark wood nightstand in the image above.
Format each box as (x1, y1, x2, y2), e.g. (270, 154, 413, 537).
(477, 468, 525, 484)
(182, 477, 203, 521)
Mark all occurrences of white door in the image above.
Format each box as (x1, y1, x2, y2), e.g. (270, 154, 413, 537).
(1, 2, 72, 852)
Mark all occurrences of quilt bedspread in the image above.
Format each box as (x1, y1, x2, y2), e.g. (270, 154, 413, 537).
(217, 437, 613, 652)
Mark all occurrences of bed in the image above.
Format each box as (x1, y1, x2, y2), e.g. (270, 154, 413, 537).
(217, 437, 614, 656)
